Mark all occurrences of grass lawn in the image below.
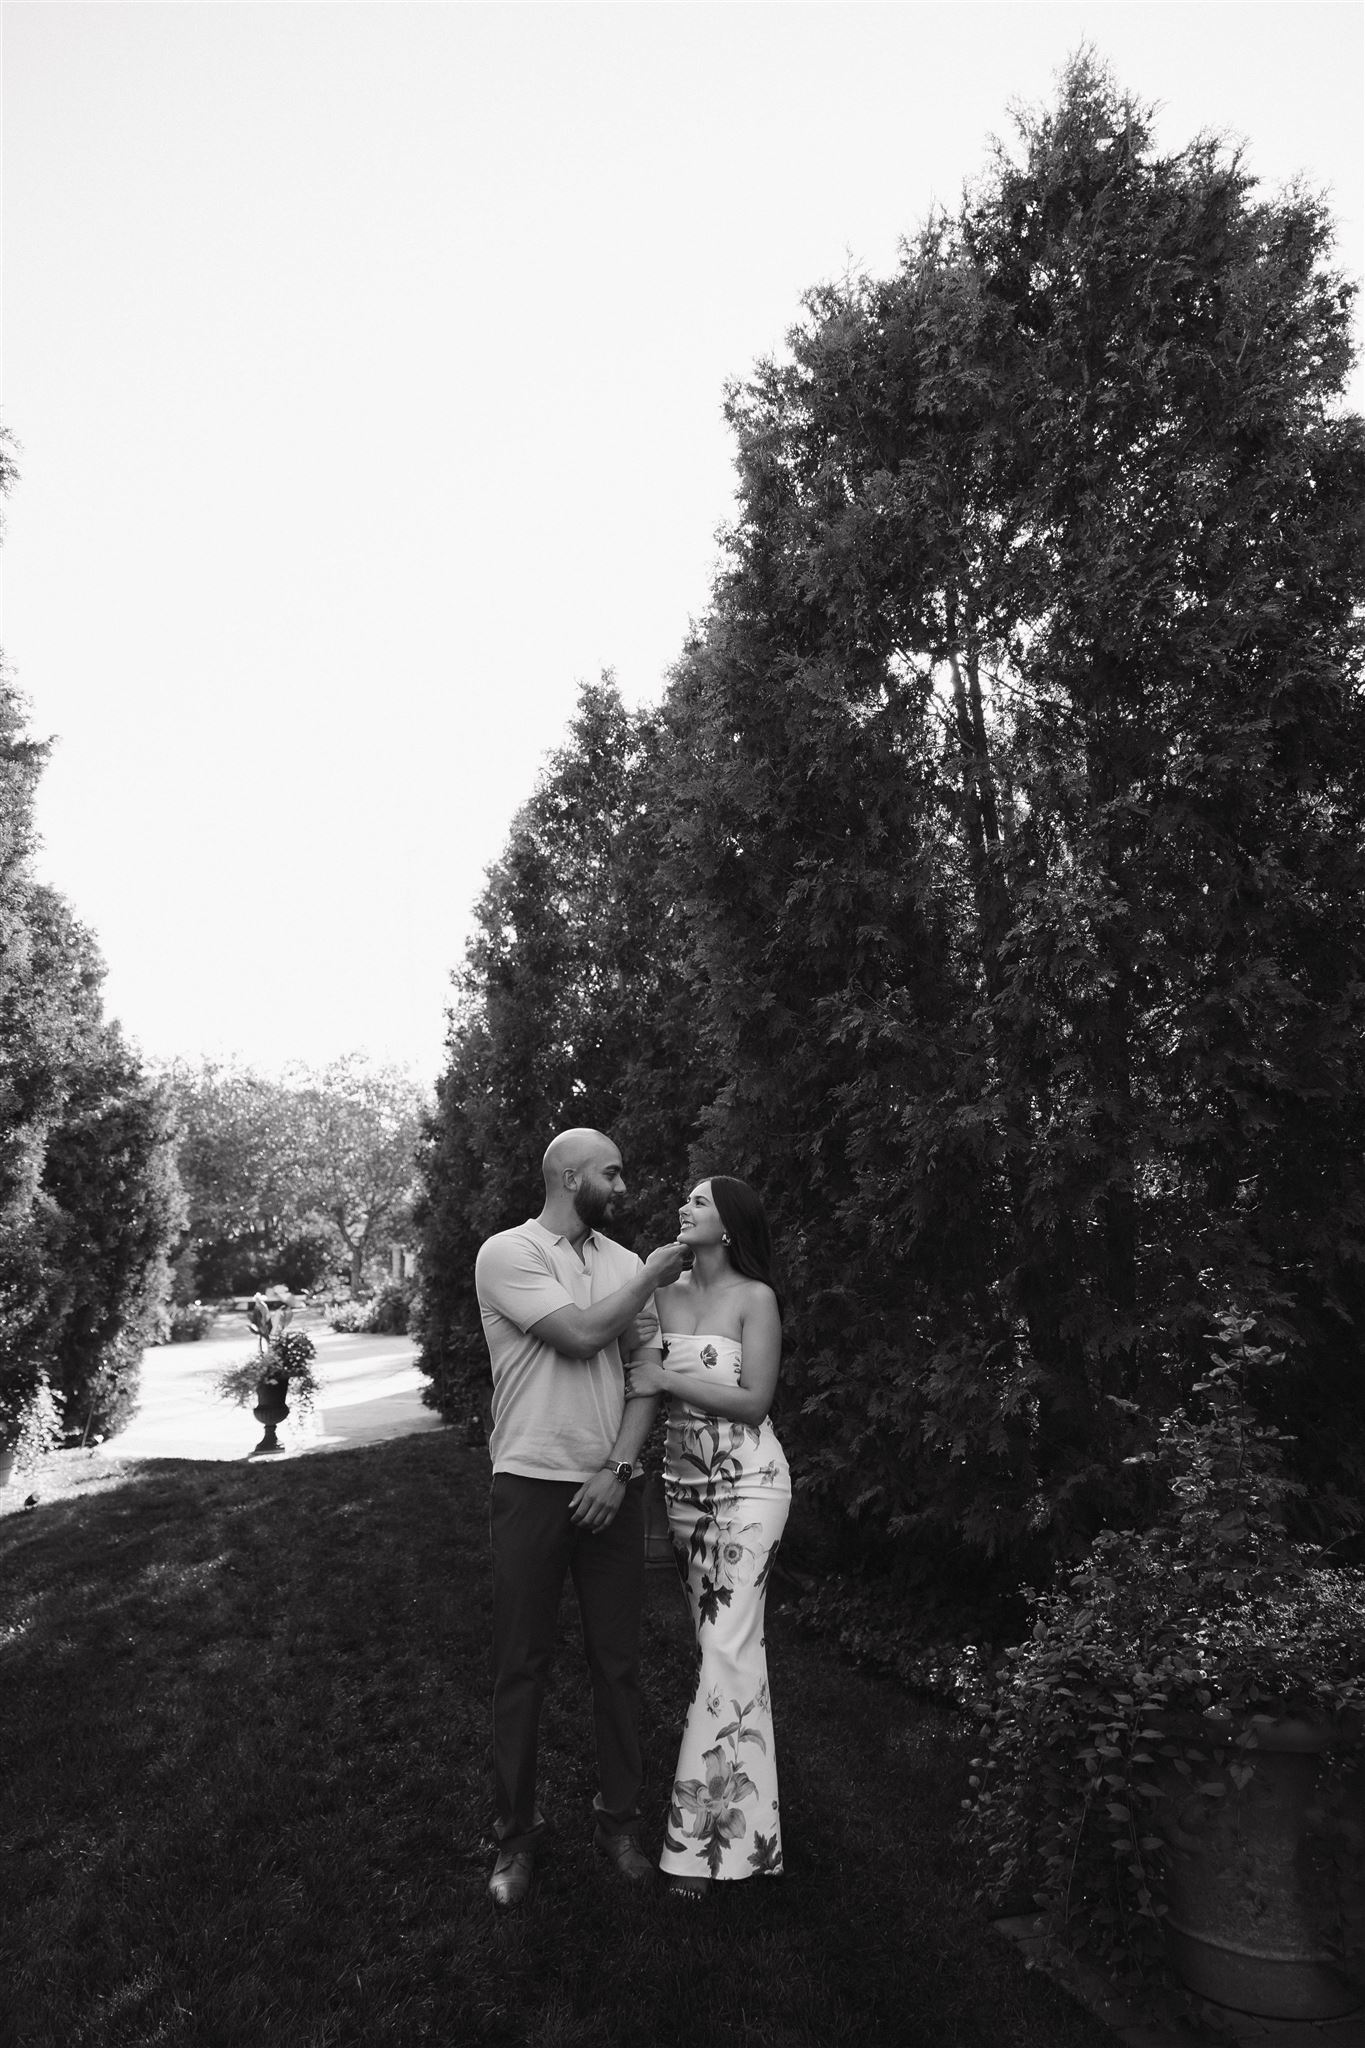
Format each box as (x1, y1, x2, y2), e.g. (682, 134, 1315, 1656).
(0, 1433, 1110, 2048)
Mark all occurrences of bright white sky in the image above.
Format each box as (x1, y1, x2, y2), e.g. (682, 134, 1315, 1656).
(3, 3, 1361, 1084)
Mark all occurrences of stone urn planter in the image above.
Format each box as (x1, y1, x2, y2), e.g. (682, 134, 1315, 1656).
(216, 1294, 319, 1457)
(249, 1374, 291, 1458)
(1161, 1715, 1363, 2021)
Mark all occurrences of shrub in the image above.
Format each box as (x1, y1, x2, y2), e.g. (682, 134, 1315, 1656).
(0, 1371, 63, 1473)
(365, 1283, 412, 1335)
(325, 1284, 413, 1335)
(74, 1347, 144, 1441)
(328, 1300, 371, 1333)
(168, 1303, 216, 1342)
(961, 1313, 1365, 1995)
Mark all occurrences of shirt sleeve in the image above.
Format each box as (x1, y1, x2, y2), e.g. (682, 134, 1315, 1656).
(476, 1234, 574, 1333)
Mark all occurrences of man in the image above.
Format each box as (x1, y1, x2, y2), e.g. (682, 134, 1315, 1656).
(475, 1127, 687, 1908)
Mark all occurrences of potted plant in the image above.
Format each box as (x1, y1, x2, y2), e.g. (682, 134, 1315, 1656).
(962, 1311, 1365, 2024)
(217, 1293, 319, 1457)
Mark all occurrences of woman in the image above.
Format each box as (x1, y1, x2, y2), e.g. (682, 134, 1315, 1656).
(625, 1175, 791, 1898)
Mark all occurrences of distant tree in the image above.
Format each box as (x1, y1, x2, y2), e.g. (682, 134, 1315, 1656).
(160, 1060, 309, 1295)
(1, 707, 182, 1438)
(38, 988, 185, 1437)
(415, 680, 708, 1419)
(0, 694, 68, 1230)
(292, 1056, 426, 1296)
(165, 1056, 426, 1299)
(0, 426, 182, 1443)
(0, 642, 73, 1437)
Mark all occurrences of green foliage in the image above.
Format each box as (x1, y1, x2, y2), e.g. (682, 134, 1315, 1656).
(659, 55, 1365, 1579)
(417, 59, 1365, 1603)
(961, 1313, 1365, 1989)
(271, 1227, 336, 1295)
(163, 1056, 427, 1300)
(364, 1282, 412, 1335)
(790, 1574, 988, 1705)
(36, 1007, 186, 1437)
(327, 1297, 372, 1334)
(0, 616, 183, 1443)
(163, 1302, 216, 1343)
(415, 678, 710, 1420)
(0, 1368, 62, 1469)
(292, 1056, 427, 1297)
(327, 1283, 412, 1334)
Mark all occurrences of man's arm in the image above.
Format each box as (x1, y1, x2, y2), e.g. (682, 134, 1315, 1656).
(567, 1340, 664, 1531)
(528, 1244, 685, 1360)
(567, 1389, 662, 1529)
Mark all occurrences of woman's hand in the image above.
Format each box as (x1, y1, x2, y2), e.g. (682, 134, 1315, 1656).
(624, 1358, 666, 1399)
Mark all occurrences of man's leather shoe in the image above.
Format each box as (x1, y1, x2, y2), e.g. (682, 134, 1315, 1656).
(487, 1847, 535, 1908)
(593, 1823, 654, 1885)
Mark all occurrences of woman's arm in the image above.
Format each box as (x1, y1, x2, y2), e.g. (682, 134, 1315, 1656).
(628, 1289, 781, 1428)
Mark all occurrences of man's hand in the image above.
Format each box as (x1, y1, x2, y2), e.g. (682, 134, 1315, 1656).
(568, 1468, 630, 1532)
(643, 1241, 688, 1288)
(624, 1359, 666, 1399)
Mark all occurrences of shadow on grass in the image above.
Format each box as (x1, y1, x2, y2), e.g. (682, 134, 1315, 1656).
(0, 1435, 1111, 2048)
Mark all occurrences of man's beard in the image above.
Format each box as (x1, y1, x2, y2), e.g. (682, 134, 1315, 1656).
(573, 1182, 617, 1231)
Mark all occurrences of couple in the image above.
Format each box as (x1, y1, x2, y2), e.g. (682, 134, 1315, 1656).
(475, 1126, 791, 1907)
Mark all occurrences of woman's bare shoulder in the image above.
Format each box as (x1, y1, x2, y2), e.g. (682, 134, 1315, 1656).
(738, 1278, 780, 1319)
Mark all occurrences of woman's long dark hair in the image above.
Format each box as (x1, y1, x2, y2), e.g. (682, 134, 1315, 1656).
(707, 1175, 784, 1321)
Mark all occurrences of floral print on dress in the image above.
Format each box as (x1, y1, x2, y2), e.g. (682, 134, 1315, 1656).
(670, 1741, 758, 1874)
(666, 1414, 773, 1628)
(658, 1334, 792, 1883)
(666, 1695, 775, 1877)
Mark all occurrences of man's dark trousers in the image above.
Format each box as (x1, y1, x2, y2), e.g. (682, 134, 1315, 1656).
(491, 1472, 646, 1853)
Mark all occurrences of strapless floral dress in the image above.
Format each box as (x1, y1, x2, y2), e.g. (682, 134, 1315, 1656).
(657, 1333, 791, 1881)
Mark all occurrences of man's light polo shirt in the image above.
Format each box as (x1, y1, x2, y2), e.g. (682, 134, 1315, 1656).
(475, 1219, 661, 1481)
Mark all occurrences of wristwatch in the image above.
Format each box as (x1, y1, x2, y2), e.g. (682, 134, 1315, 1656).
(602, 1461, 632, 1484)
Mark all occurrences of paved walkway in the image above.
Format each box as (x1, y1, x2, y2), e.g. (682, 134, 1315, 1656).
(103, 1312, 447, 1464)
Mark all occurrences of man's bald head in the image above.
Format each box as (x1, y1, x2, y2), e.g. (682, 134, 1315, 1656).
(539, 1128, 626, 1238)
(542, 1128, 621, 1188)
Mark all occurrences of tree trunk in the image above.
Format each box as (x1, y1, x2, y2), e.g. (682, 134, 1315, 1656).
(948, 645, 1011, 1003)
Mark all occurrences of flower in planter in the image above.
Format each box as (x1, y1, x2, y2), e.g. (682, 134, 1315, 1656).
(216, 1294, 320, 1415)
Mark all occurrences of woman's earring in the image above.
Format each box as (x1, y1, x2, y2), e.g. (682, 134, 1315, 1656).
(721, 1233, 730, 1245)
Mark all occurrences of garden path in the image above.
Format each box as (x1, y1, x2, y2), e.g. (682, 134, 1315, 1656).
(103, 1309, 445, 1465)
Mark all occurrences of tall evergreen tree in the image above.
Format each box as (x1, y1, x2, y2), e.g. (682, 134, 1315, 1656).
(38, 971, 185, 1438)
(415, 681, 708, 1418)
(667, 56, 1365, 1579)
(0, 438, 183, 1446)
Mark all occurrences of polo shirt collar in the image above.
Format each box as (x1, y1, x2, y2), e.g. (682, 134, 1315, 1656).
(528, 1217, 599, 1251)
